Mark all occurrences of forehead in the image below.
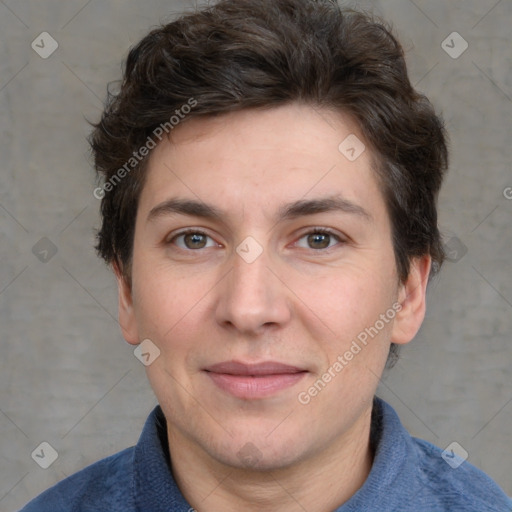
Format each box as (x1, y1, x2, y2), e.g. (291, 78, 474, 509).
(137, 104, 386, 223)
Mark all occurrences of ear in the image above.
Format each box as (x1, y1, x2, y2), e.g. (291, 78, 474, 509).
(391, 255, 431, 345)
(113, 262, 140, 346)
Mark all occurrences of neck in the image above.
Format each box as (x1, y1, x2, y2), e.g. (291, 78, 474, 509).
(167, 405, 374, 512)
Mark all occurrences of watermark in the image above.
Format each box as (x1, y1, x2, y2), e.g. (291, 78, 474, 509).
(338, 133, 365, 162)
(134, 338, 161, 366)
(443, 236, 468, 263)
(503, 186, 512, 200)
(31, 441, 58, 469)
(297, 302, 402, 405)
(237, 442, 263, 467)
(441, 32, 468, 60)
(32, 237, 58, 263)
(31, 32, 59, 59)
(93, 97, 198, 200)
(236, 236, 264, 263)
(441, 441, 468, 469)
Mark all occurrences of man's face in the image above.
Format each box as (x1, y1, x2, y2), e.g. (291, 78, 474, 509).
(118, 104, 424, 470)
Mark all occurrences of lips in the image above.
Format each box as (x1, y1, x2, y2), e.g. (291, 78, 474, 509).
(205, 360, 305, 376)
(203, 360, 307, 399)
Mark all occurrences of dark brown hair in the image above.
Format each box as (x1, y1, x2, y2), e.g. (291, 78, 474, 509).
(90, 0, 448, 362)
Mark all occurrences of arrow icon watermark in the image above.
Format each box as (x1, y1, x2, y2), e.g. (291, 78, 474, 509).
(338, 134, 365, 162)
(31, 32, 59, 59)
(32, 237, 58, 263)
(134, 339, 161, 366)
(441, 441, 468, 469)
(31, 441, 58, 469)
(441, 32, 468, 59)
(236, 236, 263, 263)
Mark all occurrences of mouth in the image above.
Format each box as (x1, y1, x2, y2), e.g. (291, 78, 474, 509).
(203, 361, 308, 399)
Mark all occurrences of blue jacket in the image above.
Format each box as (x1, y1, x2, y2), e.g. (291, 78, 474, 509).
(20, 398, 511, 511)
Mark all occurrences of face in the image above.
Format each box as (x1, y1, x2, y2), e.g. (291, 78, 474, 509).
(117, 103, 429, 471)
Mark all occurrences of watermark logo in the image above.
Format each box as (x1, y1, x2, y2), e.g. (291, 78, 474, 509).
(31, 32, 59, 59)
(236, 442, 263, 467)
(31, 441, 58, 469)
(236, 236, 263, 264)
(134, 338, 161, 366)
(32, 237, 58, 263)
(441, 32, 468, 59)
(298, 302, 402, 405)
(93, 98, 198, 200)
(338, 134, 366, 162)
(443, 236, 468, 263)
(441, 441, 468, 469)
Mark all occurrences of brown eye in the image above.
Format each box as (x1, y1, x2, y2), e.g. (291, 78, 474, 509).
(296, 229, 342, 250)
(307, 233, 331, 249)
(171, 231, 216, 250)
(184, 233, 207, 249)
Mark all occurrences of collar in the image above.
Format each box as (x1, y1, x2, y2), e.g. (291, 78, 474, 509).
(132, 406, 191, 511)
(131, 397, 416, 511)
(337, 397, 417, 511)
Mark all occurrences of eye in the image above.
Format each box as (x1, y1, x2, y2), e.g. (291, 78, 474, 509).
(170, 230, 218, 250)
(296, 229, 343, 250)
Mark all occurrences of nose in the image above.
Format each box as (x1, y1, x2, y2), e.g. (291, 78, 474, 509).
(215, 243, 292, 335)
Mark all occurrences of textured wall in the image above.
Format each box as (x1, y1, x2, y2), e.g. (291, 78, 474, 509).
(0, 1, 510, 510)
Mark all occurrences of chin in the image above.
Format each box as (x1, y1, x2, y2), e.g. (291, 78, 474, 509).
(210, 431, 307, 472)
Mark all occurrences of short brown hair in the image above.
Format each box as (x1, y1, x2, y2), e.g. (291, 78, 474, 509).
(90, 0, 448, 362)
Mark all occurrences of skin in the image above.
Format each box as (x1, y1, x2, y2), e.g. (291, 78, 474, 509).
(115, 103, 431, 512)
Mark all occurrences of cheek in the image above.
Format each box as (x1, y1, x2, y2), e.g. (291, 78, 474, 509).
(293, 263, 392, 326)
(300, 279, 362, 332)
(130, 260, 221, 370)
(131, 263, 193, 340)
(291, 264, 398, 371)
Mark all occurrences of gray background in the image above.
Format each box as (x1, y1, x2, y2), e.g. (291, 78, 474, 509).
(0, 0, 511, 510)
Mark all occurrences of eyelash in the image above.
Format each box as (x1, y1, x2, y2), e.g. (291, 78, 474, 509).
(166, 227, 345, 252)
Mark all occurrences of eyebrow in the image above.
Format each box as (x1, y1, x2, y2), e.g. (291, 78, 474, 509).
(147, 195, 372, 224)
(278, 196, 371, 222)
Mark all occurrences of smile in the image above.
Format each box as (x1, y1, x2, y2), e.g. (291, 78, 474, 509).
(203, 361, 308, 399)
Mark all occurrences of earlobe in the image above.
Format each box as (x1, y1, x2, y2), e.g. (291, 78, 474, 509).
(113, 262, 140, 346)
(391, 255, 431, 345)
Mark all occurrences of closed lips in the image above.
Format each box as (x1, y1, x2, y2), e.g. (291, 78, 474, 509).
(204, 361, 306, 376)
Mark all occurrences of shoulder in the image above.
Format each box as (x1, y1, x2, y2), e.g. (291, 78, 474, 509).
(411, 437, 512, 512)
(363, 398, 511, 512)
(20, 447, 136, 512)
